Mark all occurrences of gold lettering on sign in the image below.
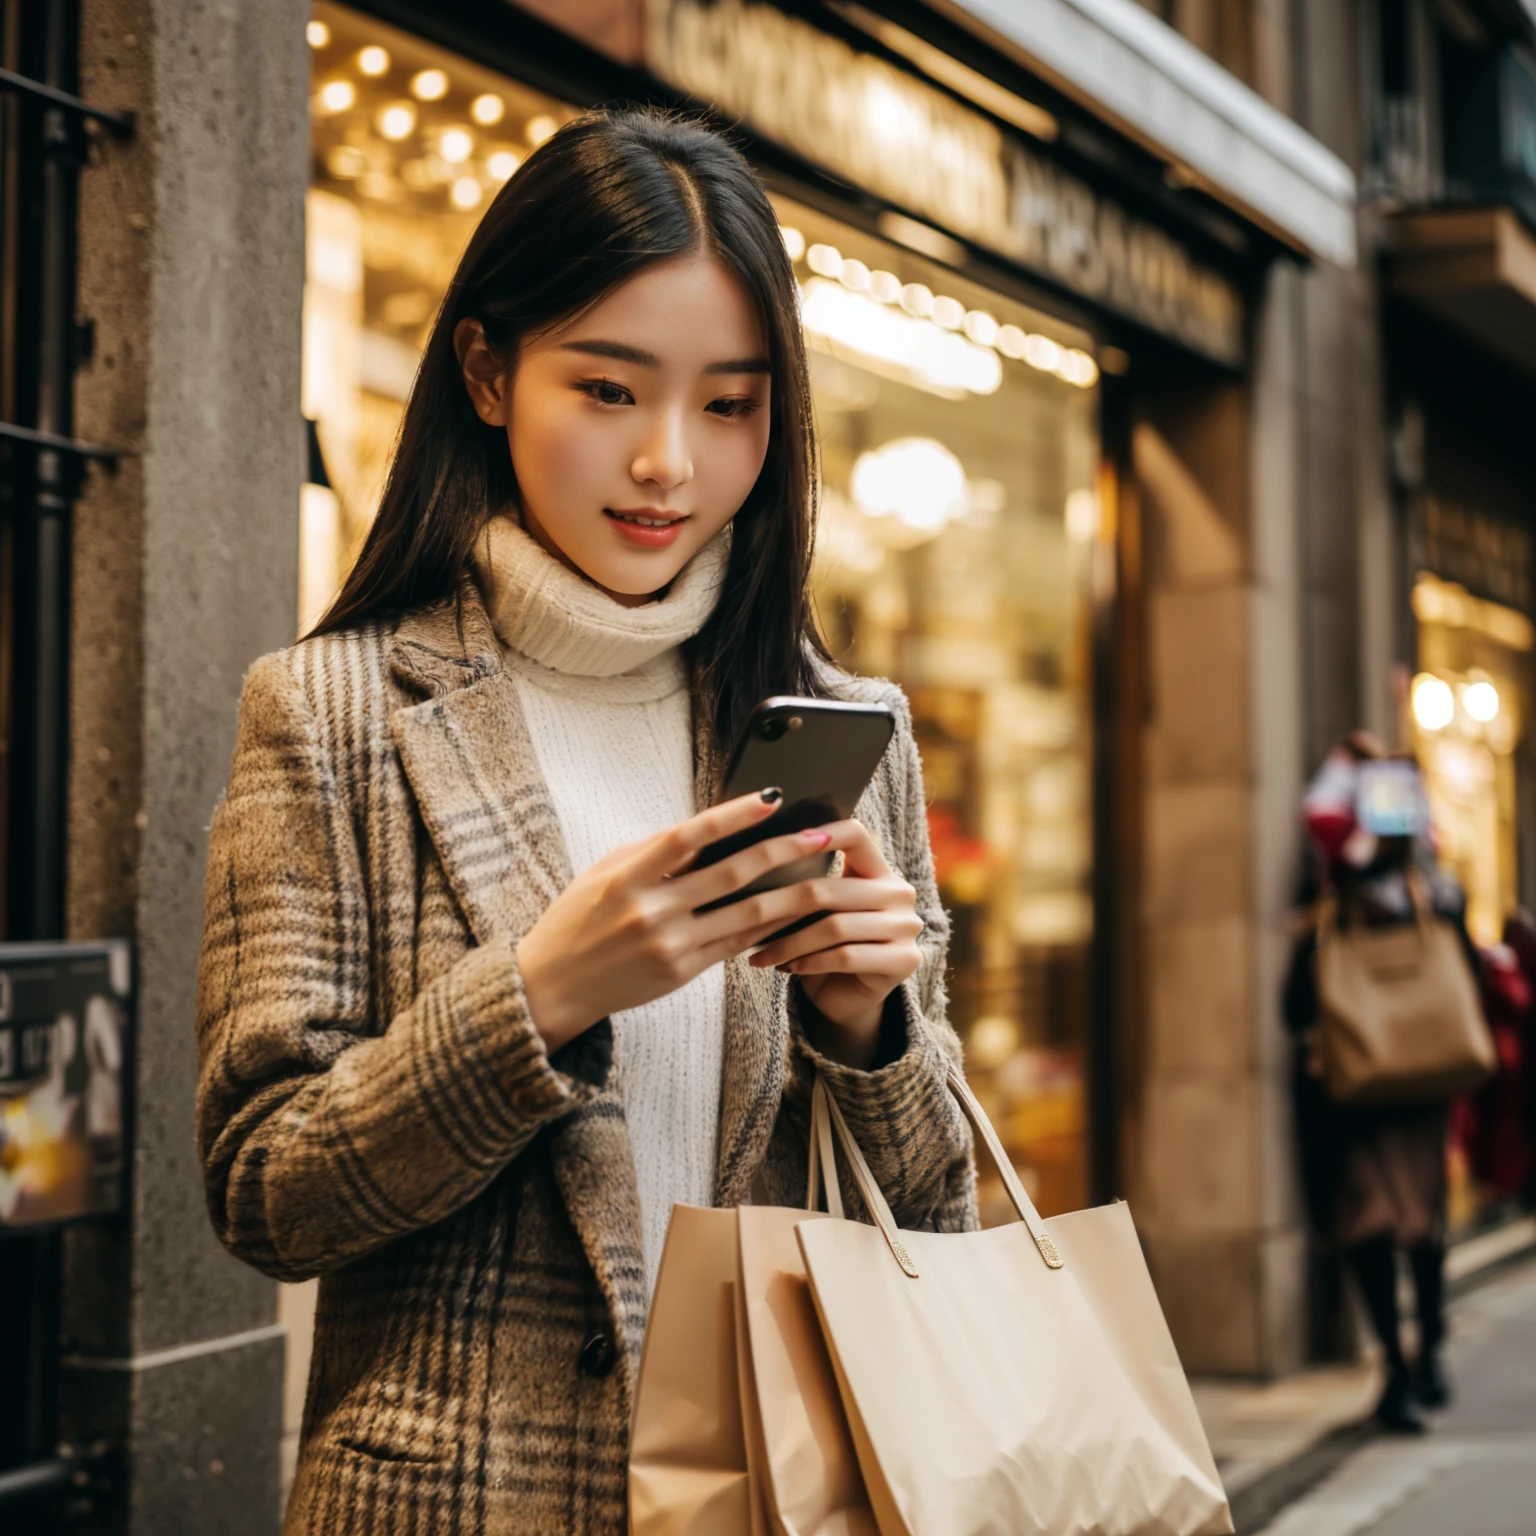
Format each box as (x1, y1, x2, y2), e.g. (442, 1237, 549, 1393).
(646, 0, 1244, 365)
(1424, 492, 1534, 615)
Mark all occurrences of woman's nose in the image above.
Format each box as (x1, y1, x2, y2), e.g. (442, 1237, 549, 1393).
(631, 409, 693, 491)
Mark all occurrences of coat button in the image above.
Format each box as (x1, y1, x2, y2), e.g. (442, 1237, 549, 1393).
(577, 1331, 617, 1379)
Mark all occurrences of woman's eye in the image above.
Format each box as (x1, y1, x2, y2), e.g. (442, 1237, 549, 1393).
(706, 396, 760, 419)
(579, 379, 632, 407)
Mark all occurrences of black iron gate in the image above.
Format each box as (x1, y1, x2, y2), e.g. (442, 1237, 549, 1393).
(1, 0, 132, 1526)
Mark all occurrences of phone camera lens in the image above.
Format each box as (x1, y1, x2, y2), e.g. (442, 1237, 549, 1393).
(760, 717, 789, 742)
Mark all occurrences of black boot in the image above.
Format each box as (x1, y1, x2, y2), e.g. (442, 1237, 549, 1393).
(1349, 1236, 1426, 1434)
(1409, 1241, 1452, 1409)
(1414, 1345, 1451, 1409)
(1376, 1360, 1427, 1433)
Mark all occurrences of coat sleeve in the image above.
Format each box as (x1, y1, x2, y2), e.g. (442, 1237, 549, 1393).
(777, 687, 978, 1233)
(196, 652, 593, 1282)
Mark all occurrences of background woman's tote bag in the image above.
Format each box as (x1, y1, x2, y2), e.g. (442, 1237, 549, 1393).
(1317, 895, 1495, 1105)
(796, 1070, 1233, 1536)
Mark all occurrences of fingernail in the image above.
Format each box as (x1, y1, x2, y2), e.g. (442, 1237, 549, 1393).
(760, 787, 783, 805)
(799, 830, 831, 848)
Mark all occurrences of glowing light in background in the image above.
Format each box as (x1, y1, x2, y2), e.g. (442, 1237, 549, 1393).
(1463, 679, 1501, 723)
(317, 80, 356, 114)
(439, 127, 474, 163)
(450, 176, 484, 210)
(487, 150, 521, 182)
(357, 45, 390, 76)
(800, 278, 1003, 396)
(377, 102, 416, 141)
(307, 20, 331, 47)
(526, 113, 559, 147)
(851, 437, 969, 533)
(471, 93, 506, 125)
(411, 69, 449, 101)
(780, 226, 806, 261)
(1412, 674, 1456, 732)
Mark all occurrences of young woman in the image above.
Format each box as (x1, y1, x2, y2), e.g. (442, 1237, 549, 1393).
(197, 108, 975, 1535)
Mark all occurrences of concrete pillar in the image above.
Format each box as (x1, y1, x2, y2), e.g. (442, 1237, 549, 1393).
(59, 0, 307, 1529)
(1130, 257, 1311, 1377)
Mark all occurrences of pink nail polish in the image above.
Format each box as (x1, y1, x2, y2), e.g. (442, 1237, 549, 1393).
(800, 830, 832, 849)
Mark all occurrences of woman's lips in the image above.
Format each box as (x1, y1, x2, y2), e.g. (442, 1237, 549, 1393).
(604, 508, 688, 549)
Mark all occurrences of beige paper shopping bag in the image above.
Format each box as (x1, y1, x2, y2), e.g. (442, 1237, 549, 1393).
(737, 1204, 878, 1536)
(796, 1070, 1233, 1536)
(629, 1204, 758, 1536)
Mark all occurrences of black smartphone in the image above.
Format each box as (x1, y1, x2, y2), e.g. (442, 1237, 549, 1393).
(692, 696, 896, 924)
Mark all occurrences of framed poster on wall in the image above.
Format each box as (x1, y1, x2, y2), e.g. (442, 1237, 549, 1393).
(0, 941, 132, 1232)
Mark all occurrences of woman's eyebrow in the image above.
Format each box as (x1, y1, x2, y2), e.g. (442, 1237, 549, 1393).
(559, 339, 658, 366)
(704, 356, 771, 375)
(558, 339, 770, 375)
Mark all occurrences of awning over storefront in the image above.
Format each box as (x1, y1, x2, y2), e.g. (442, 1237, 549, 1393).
(921, 0, 1358, 267)
(1388, 206, 1536, 374)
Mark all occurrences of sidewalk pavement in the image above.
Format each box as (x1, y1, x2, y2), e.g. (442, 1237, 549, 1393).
(1192, 1217, 1536, 1534)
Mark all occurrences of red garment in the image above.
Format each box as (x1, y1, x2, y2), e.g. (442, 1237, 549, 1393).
(1464, 943, 1533, 1199)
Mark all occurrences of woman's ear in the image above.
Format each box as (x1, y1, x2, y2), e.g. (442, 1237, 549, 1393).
(454, 317, 511, 427)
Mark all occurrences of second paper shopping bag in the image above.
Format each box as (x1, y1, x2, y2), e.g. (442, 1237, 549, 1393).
(629, 1204, 758, 1536)
(796, 1069, 1233, 1536)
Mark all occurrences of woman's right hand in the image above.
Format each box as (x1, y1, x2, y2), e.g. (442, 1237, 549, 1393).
(516, 790, 848, 1051)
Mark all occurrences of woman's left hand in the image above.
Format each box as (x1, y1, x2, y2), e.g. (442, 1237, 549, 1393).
(747, 819, 923, 1068)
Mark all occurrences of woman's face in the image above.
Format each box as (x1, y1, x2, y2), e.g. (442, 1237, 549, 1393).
(458, 252, 773, 605)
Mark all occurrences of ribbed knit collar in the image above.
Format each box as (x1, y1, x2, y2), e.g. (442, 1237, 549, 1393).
(470, 514, 729, 679)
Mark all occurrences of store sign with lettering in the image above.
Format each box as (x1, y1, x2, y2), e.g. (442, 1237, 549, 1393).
(1422, 492, 1534, 615)
(644, 0, 1244, 365)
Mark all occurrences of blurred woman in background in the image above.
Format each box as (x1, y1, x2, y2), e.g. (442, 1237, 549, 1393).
(1284, 731, 1475, 1434)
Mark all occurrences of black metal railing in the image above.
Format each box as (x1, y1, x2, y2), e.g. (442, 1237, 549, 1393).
(0, 0, 131, 1527)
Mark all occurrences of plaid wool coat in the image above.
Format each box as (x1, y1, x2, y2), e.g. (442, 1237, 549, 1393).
(196, 583, 977, 1536)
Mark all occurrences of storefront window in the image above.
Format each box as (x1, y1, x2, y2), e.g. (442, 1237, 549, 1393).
(775, 198, 1100, 1222)
(1413, 572, 1534, 1231)
(304, 5, 1102, 1223)
(301, 2, 578, 629)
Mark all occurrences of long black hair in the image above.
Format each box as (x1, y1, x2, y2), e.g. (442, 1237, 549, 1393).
(311, 107, 830, 747)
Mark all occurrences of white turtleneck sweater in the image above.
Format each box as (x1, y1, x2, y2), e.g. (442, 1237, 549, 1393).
(473, 516, 730, 1300)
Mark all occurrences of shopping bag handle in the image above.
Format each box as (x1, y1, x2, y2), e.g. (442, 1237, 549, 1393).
(806, 1067, 1064, 1276)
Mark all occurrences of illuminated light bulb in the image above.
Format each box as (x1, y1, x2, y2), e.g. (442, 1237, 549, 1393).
(358, 45, 390, 76)
(1059, 349, 1099, 388)
(439, 127, 474, 163)
(471, 93, 506, 126)
(780, 226, 806, 262)
(1412, 673, 1455, 732)
(307, 20, 331, 48)
(931, 295, 964, 330)
(852, 437, 969, 533)
(526, 113, 559, 146)
(1463, 680, 1500, 723)
(840, 258, 872, 293)
(869, 269, 902, 303)
(317, 80, 356, 114)
(487, 149, 521, 181)
(962, 310, 999, 347)
(900, 283, 934, 318)
(996, 324, 1028, 359)
(377, 102, 416, 141)
(450, 175, 483, 210)
(807, 243, 843, 278)
(1023, 332, 1063, 372)
(800, 278, 1001, 397)
(411, 68, 449, 101)
(325, 144, 367, 180)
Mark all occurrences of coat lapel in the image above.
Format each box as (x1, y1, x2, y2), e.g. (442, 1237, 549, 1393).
(388, 586, 646, 1399)
(693, 691, 791, 1208)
